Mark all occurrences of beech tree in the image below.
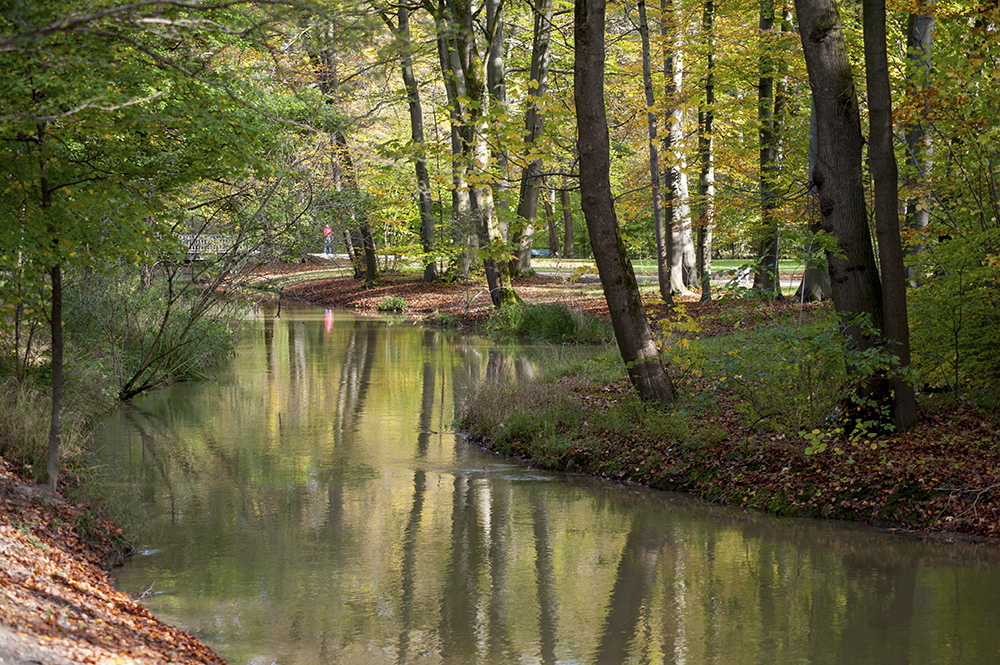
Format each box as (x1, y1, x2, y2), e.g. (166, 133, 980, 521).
(794, 0, 917, 430)
(862, 0, 917, 430)
(575, 0, 674, 404)
(695, 0, 715, 302)
(380, 4, 438, 282)
(510, 0, 556, 278)
(636, 0, 671, 304)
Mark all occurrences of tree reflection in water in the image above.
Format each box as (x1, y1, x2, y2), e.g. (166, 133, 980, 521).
(98, 307, 1000, 665)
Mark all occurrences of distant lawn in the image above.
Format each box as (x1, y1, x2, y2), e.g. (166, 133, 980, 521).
(532, 256, 806, 278)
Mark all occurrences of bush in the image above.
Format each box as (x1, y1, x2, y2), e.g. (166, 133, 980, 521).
(485, 302, 613, 344)
(377, 296, 407, 312)
(63, 264, 240, 399)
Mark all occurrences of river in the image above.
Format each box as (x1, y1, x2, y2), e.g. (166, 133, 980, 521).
(96, 305, 1000, 664)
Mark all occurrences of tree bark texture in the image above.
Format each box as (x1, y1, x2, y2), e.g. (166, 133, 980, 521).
(863, 0, 918, 430)
(795, 0, 887, 404)
(796, 97, 833, 302)
(575, 0, 675, 404)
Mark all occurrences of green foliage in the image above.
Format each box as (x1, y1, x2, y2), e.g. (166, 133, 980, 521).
(377, 296, 407, 312)
(61, 264, 239, 399)
(484, 302, 613, 344)
(676, 314, 849, 436)
(908, 226, 1000, 401)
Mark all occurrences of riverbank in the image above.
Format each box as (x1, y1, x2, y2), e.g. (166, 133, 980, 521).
(0, 459, 226, 664)
(286, 269, 1000, 543)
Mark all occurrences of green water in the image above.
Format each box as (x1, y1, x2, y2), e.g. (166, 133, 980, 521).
(98, 306, 1000, 664)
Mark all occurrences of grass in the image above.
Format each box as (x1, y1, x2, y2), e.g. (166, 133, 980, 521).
(484, 301, 614, 344)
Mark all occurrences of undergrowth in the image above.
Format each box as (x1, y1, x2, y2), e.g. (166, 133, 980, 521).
(484, 301, 613, 344)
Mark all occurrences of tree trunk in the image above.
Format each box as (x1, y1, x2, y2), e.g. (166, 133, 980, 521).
(561, 178, 574, 258)
(902, 2, 935, 282)
(44, 263, 62, 492)
(696, 0, 716, 302)
(312, 37, 379, 287)
(796, 97, 833, 301)
(662, 0, 688, 295)
(795, 0, 889, 416)
(575, 0, 674, 404)
(511, 0, 555, 278)
(389, 6, 437, 282)
(344, 229, 362, 279)
(544, 192, 560, 256)
(429, 0, 514, 303)
(863, 0, 918, 430)
(638, 0, 672, 305)
(486, 0, 511, 243)
(755, 0, 782, 296)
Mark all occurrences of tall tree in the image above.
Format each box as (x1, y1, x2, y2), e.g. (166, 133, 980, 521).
(901, 0, 935, 281)
(311, 33, 379, 286)
(575, 0, 675, 404)
(696, 0, 716, 302)
(510, 0, 556, 278)
(661, 0, 691, 295)
(637, 0, 672, 305)
(381, 4, 438, 282)
(753, 0, 787, 297)
(862, 0, 918, 430)
(794, 0, 915, 429)
(424, 0, 513, 305)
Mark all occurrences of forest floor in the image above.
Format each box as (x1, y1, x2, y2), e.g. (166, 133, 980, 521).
(2, 262, 998, 664)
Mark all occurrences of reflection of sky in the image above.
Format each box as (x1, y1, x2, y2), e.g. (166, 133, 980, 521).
(100, 307, 1000, 665)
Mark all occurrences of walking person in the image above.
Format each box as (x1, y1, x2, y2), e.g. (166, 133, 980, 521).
(322, 223, 333, 255)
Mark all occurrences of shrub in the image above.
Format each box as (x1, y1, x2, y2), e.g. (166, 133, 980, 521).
(485, 302, 613, 344)
(377, 296, 407, 312)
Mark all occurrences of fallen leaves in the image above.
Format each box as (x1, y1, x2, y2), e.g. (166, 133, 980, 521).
(0, 460, 227, 664)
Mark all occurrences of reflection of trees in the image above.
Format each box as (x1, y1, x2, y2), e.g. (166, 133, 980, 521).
(532, 490, 558, 665)
(593, 512, 666, 664)
(335, 319, 377, 436)
(831, 554, 917, 664)
(101, 312, 1000, 664)
(395, 468, 425, 664)
(439, 474, 486, 662)
(396, 328, 436, 663)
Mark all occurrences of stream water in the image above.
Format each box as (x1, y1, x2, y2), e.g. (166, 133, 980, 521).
(97, 305, 1000, 664)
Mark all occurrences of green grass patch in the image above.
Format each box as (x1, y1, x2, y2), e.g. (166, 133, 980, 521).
(377, 296, 407, 312)
(484, 301, 613, 344)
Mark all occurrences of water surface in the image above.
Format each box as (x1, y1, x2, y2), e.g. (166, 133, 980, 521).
(99, 306, 1000, 664)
